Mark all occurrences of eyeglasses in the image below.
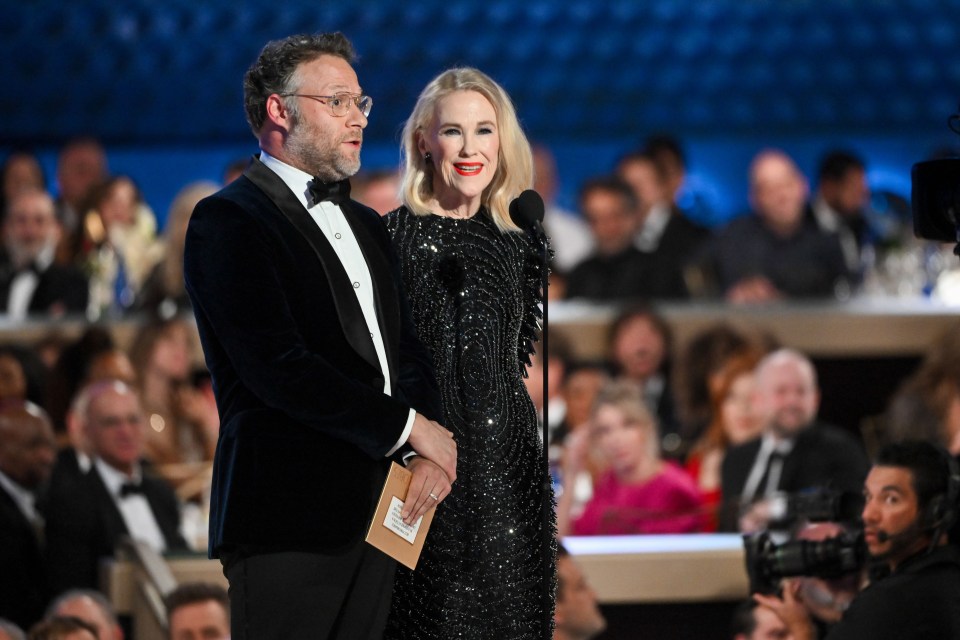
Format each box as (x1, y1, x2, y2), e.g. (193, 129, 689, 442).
(280, 92, 373, 117)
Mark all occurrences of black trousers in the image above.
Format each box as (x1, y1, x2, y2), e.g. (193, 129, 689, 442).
(221, 543, 396, 640)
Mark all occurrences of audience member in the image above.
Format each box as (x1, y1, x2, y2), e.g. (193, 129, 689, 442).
(729, 600, 792, 640)
(643, 135, 687, 208)
(532, 143, 593, 273)
(0, 346, 29, 404)
(557, 380, 703, 536)
(350, 168, 401, 215)
(884, 320, 960, 455)
(1, 152, 46, 216)
(675, 323, 778, 449)
(0, 190, 89, 319)
(164, 582, 229, 640)
(0, 619, 26, 640)
(616, 150, 709, 298)
(524, 332, 572, 446)
(686, 351, 764, 530)
(564, 177, 647, 301)
(81, 176, 162, 316)
(45, 328, 124, 435)
(0, 402, 57, 631)
(608, 306, 680, 456)
(136, 182, 218, 316)
(711, 149, 850, 303)
(755, 441, 960, 639)
(720, 349, 869, 532)
(26, 617, 97, 640)
(810, 150, 873, 276)
(221, 158, 249, 185)
(129, 318, 217, 468)
(554, 545, 606, 640)
(46, 590, 123, 640)
(44, 380, 189, 593)
(54, 138, 108, 266)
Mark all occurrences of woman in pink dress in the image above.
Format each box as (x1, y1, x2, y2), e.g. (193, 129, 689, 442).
(557, 379, 704, 536)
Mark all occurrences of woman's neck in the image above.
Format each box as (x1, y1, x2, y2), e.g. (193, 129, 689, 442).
(429, 191, 482, 219)
(617, 457, 662, 486)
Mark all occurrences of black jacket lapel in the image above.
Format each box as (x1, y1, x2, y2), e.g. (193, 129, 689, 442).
(244, 157, 380, 375)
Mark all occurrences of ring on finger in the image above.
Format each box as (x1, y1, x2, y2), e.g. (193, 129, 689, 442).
(428, 492, 440, 501)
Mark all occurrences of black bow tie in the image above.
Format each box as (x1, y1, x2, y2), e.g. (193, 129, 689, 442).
(13, 261, 40, 276)
(307, 178, 351, 206)
(119, 482, 145, 498)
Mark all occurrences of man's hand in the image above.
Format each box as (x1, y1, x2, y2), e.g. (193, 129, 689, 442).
(401, 457, 452, 525)
(407, 413, 457, 484)
(753, 579, 817, 640)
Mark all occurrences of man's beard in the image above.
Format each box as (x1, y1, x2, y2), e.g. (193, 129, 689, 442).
(285, 115, 361, 182)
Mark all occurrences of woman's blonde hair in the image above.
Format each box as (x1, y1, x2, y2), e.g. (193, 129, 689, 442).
(399, 67, 532, 232)
(591, 379, 661, 462)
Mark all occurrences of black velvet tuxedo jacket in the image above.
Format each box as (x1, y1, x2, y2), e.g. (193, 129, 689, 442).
(42, 462, 187, 593)
(183, 157, 441, 558)
(0, 484, 46, 631)
(719, 421, 869, 531)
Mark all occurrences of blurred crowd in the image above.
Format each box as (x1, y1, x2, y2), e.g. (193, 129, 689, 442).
(2, 134, 960, 639)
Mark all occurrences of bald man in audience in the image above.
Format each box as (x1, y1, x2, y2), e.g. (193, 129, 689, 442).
(43, 381, 188, 593)
(711, 150, 849, 303)
(0, 190, 88, 319)
(554, 545, 606, 640)
(0, 402, 57, 631)
(165, 583, 230, 640)
(720, 349, 868, 532)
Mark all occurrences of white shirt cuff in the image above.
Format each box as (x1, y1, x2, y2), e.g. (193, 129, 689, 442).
(385, 409, 416, 458)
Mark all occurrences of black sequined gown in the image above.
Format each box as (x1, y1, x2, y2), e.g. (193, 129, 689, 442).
(384, 206, 556, 639)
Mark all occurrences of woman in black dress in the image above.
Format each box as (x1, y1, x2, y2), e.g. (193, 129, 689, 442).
(384, 67, 555, 639)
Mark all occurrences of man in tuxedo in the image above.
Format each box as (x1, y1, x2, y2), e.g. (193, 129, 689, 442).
(165, 582, 229, 640)
(616, 150, 710, 299)
(720, 349, 868, 532)
(0, 190, 88, 319)
(0, 401, 57, 631)
(183, 32, 454, 639)
(43, 380, 189, 593)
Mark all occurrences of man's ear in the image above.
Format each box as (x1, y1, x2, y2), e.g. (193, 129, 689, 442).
(266, 94, 293, 131)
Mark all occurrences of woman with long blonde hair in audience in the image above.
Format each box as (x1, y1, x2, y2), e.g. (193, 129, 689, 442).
(557, 379, 704, 536)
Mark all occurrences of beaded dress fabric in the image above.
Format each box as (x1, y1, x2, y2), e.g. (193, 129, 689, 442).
(384, 206, 556, 639)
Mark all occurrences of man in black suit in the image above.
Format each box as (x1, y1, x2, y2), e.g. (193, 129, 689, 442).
(720, 349, 868, 532)
(0, 402, 57, 631)
(617, 150, 710, 298)
(0, 190, 88, 319)
(183, 33, 454, 639)
(43, 381, 189, 594)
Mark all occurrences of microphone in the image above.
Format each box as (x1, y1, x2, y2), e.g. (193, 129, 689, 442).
(875, 520, 921, 544)
(509, 189, 546, 240)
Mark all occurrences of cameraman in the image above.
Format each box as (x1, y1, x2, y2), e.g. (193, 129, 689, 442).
(755, 440, 960, 639)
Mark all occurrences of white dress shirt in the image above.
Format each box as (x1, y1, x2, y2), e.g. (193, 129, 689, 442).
(94, 458, 168, 553)
(5, 242, 56, 319)
(260, 152, 415, 456)
(741, 433, 796, 503)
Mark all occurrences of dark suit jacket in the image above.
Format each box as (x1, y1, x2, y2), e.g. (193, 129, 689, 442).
(183, 157, 441, 557)
(42, 462, 187, 593)
(0, 250, 89, 315)
(0, 483, 46, 631)
(719, 421, 869, 531)
(642, 208, 711, 300)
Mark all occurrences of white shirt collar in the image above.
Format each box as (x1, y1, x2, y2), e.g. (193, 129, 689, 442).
(635, 202, 671, 252)
(259, 150, 317, 212)
(94, 457, 142, 497)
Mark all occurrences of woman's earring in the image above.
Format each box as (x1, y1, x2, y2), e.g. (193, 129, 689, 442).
(424, 152, 432, 163)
